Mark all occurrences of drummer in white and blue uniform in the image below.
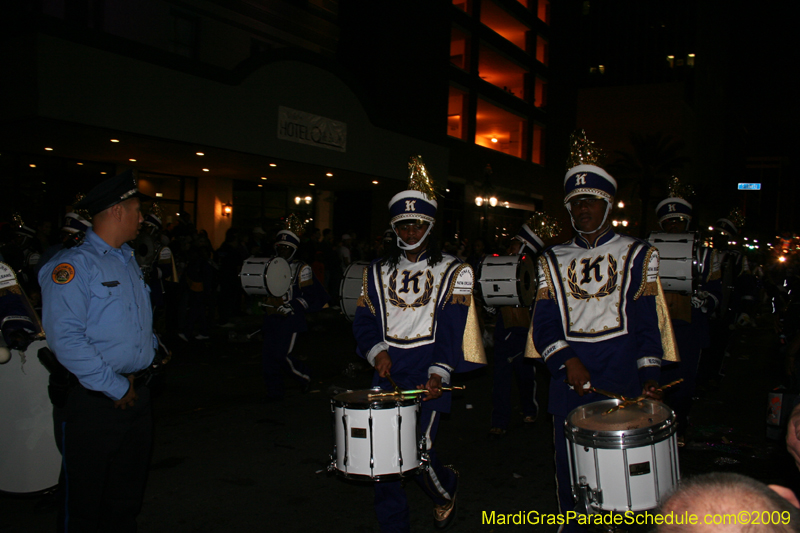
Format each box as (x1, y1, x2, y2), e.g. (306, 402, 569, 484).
(38, 169, 156, 532)
(656, 195, 721, 444)
(353, 156, 485, 532)
(529, 152, 676, 529)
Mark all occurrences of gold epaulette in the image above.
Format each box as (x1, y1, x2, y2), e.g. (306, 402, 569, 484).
(634, 247, 657, 300)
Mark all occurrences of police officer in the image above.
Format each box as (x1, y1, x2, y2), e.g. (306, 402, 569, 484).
(38, 169, 156, 532)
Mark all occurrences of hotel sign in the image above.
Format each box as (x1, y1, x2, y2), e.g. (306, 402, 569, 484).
(278, 106, 347, 152)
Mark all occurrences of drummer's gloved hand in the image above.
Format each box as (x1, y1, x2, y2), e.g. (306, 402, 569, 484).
(691, 295, 708, 312)
(277, 303, 295, 316)
(483, 305, 497, 316)
(2, 325, 34, 351)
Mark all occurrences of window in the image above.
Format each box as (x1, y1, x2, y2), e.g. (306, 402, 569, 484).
(169, 12, 198, 59)
(537, 0, 550, 24)
(534, 77, 547, 108)
(452, 0, 471, 14)
(687, 53, 696, 67)
(448, 86, 469, 140)
(478, 42, 529, 101)
(475, 99, 527, 159)
(480, 1, 530, 51)
(450, 26, 471, 70)
(536, 35, 549, 65)
(532, 124, 545, 165)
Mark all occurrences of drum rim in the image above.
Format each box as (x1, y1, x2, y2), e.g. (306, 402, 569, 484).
(331, 388, 420, 409)
(564, 399, 677, 449)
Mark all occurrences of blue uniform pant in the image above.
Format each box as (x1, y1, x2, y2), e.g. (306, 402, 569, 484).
(374, 408, 457, 533)
(261, 315, 310, 399)
(56, 384, 152, 533)
(491, 328, 537, 429)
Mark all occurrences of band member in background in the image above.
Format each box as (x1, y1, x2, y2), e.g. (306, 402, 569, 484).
(655, 193, 721, 445)
(38, 169, 156, 532)
(260, 215, 329, 401)
(353, 156, 485, 532)
(528, 134, 675, 529)
(487, 216, 558, 437)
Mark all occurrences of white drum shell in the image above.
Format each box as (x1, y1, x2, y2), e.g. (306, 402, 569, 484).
(565, 399, 680, 512)
(239, 257, 291, 297)
(331, 391, 420, 481)
(339, 261, 370, 322)
(0, 340, 62, 494)
(478, 254, 537, 307)
(648, 232, 697, 294)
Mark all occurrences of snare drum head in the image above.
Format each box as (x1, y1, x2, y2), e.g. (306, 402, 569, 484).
(333, 389, 417, 408)
(568, 399, 672, 433)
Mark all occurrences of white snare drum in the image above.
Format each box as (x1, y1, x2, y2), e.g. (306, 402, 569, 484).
(239, 256, 291, 297)
(648, 232, 699, 294)
(0, 340, 62, 494)
(339, 261, 370, 322)
(565, 399, 680, 513)
(478, 254, 537, 307)
(330, 389, 422, 481)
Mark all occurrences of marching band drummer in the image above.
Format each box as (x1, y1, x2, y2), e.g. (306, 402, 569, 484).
(486, 216, 558, 438)
(260, 215, 329, 402)
(528, 133, 676, 530)
(353, 156, 485, 532)
(655, 192, 721, 445)
(38, 170, 157, 532)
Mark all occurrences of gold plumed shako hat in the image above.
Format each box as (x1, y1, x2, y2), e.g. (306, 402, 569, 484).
(563, 131, 616, 203)
(388, 155, 438, 226)
(275, 214, 304, 250)
(515, 212, 561, 254)
(74, 169, 151, 216)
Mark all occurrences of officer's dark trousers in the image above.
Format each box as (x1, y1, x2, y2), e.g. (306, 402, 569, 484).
(374, 408, 458, 533)
(54, 385, 152, 533)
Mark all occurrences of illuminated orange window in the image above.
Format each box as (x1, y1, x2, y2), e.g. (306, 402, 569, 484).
(475, 98, 527, 159)
(452, 0, 471, 14)
(533, 77, 547, 108)
(516, 0, 530, 7)
(536, 35, 549, 65)
(532, 124, 545, 165)
(480, 1, 530, 51)
(478, 42, 529, 101)
(450, 26, 470, 71)
(448, 86, 469, 140)
(537, 0, 550, 24)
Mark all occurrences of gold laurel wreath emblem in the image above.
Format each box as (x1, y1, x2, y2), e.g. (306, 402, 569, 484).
(567, 256, 618, 301)
(388, 270, 434, 310)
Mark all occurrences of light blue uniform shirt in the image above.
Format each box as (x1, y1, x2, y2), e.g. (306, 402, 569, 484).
(39, 229, 156, 400)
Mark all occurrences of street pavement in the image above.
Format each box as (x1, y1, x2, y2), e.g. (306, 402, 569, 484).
(2, 308, 798, 532)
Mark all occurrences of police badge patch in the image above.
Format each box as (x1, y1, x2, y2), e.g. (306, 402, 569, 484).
(52, 263, 75, 284)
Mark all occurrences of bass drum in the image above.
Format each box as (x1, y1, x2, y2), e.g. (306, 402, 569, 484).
(339, 261, 370, 322)
(0, 340, 62, 494)
(477, 254, 537, 307)
(648, 232, 699, 294)
(239, 257, 292, 297)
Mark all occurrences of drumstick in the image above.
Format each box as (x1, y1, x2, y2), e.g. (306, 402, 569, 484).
(386, 375, 401, 393)
(367, 386, 466, 399)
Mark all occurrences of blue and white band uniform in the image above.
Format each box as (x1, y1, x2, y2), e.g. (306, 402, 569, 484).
(38, 228, 156, 401)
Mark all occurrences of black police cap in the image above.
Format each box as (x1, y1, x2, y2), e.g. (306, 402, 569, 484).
(75, 169, 151, 216)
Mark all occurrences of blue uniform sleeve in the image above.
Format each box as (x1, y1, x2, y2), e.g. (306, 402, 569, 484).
(353, 262, 388, 365)
(531, 255, 578, 380)
(289, 264, 329, 314)
(38, 254, 130, 400)
(633, 247, 663, 386)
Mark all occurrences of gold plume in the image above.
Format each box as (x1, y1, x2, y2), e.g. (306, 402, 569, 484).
(407, 155, 438, 200)
(525, 212, 562, 241)
(285, 213, 305, 237)
(565, 129, 606, 170)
